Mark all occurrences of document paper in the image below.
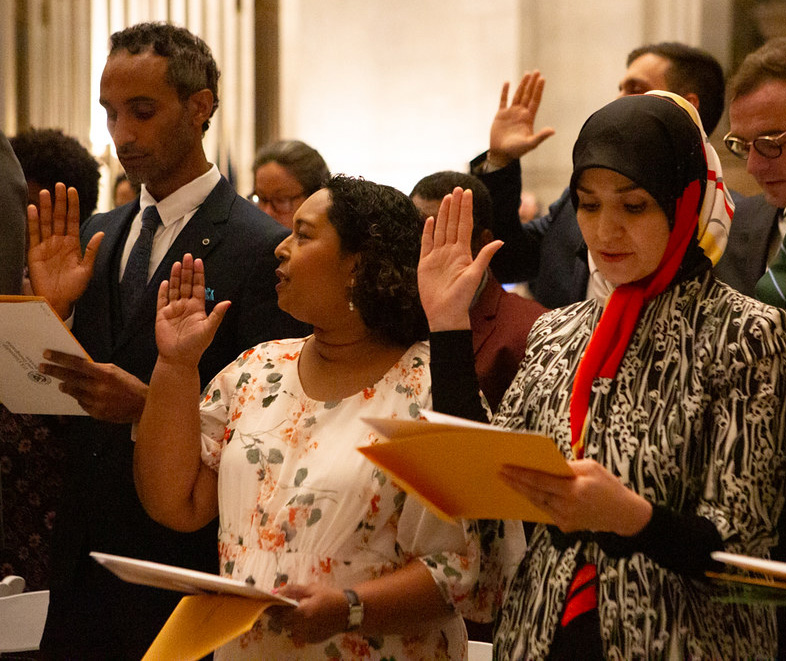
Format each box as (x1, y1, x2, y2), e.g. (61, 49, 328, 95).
(0, 296, 89, 415)
(360, 410, 572, 523)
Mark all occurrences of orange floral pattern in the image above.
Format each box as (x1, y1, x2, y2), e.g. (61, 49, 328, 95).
(199, 337, 516, 659)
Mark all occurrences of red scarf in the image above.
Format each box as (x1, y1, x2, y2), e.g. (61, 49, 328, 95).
(568, 179, 702, 458)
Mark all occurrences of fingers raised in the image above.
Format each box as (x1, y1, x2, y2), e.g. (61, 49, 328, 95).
(168, 260, 183, 302)
(27, 203, 41, 250)
(52, 183, 68, 237)
(498, 81, 510, 109)
(420, 215, 435, 259)
(38, 189, 53, 242)
(179, 253, 195, 300)
(66, 186, 80, 237)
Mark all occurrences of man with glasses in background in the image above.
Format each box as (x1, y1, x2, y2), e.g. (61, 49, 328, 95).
(726, 37, 786, 307)
(726, 40, 786, 659)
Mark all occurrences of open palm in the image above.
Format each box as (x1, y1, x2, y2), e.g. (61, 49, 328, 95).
(155, 254, 230, 367)
(489, 71, 555, 162)
(418, 188, 501, 331)
(27, 184, 103, 319)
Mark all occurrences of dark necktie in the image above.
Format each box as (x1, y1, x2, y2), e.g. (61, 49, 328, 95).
(755, 222, 786, 307)
(120, 205, 161, 317)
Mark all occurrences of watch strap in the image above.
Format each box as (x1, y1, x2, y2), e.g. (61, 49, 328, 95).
(344, 588, 364, 631)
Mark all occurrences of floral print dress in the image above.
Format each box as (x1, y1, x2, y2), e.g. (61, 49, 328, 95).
(200, 337, 506, 660)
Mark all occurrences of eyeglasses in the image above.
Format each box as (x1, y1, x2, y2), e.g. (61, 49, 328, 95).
(248, 191, 306, 213)
(723, 130, 786, 160)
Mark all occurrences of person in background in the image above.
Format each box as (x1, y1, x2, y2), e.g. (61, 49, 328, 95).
(725, 36, 786, 658)
(727, 37, 786, 308)
(420, 92, 786, 659)
(10, 127, 100, 225)
(134, 175, 521, 659)
(0, 130, 26, 295)
(0, 130, 52, 592)
(0, 132, 79, 592)
(474, 43, 776, 304)
(113, 172, 140, 207)
(410, 170, 546, 412)
(250, 139, 330, 228)
(28, 22, 306, 659)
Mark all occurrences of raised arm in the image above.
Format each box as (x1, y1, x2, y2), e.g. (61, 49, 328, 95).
(27, 182, 103, 319)
(487, 71, 555, 169)
(417, 187, 501, 331)
(419, 188, 498, 421)
(134, 254, 230, 531)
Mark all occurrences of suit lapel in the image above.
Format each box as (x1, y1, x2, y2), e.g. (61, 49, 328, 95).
(112, 177, 235, 351)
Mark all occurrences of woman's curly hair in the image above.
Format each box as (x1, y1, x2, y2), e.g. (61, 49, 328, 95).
(325, 175, 428, 347)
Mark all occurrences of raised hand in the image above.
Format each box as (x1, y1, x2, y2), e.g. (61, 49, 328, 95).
(155, 254, 230, 368)
(418, 188, 502, 331)
(488, 71, 556, 168)
(27, 183, 103, 320)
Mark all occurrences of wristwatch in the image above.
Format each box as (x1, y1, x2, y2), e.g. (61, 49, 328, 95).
(344, 588, 364, 631)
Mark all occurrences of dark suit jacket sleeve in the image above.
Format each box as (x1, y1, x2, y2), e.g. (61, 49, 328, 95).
(232, 223, 310, 351)
(471, 151, 549, 284)
(0, 131, 27, 295)
(713, 192, 779, 297)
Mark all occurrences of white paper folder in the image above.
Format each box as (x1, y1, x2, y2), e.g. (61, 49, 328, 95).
(0, 296, 90, 415)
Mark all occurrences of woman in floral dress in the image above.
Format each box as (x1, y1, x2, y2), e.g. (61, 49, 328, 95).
(135, 175, 521, 659)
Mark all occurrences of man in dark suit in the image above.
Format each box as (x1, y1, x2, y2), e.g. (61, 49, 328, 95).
(725, 39, 786, 657)
(27, 23, 307, 659)
(726, 38, 786, 306)
(474, 43, 777, 306)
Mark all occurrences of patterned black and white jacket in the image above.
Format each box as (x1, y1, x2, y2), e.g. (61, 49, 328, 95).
(432, 270, 786, 660)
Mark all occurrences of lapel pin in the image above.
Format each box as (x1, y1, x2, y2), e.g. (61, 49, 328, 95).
(202, 238, 210, 246)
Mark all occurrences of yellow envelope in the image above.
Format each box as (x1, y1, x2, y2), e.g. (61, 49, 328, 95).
(360, 412, 572, 523)
(143, 594, 275, 660)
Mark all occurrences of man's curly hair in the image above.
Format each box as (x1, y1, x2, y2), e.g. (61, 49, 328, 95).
(109, 22, 219, 133)
(325, 175, 428, 347)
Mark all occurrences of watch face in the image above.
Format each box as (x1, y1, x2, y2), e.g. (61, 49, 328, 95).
(345, 589, 364, 630)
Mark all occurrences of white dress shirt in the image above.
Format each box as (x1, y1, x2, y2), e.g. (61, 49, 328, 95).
(119, 164, 221, 282)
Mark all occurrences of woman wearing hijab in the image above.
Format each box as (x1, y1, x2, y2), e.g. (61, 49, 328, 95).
(419, 92, 786, 659)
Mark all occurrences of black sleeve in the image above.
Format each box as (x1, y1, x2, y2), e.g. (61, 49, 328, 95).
(471, 152, 541, 284)
(594, 505, 724, 578)
(429, 330, 487, 422)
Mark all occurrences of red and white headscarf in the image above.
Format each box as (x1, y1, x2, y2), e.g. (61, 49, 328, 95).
(568, 92, 734, 458)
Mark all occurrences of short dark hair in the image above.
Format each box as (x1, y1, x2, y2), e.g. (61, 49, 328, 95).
(729, 37, 786, 101)
(325, 175, 428, 347)
(109, 22, 219, 133)
(253, 140, 330, 196)
(410, 170, 494, 248)
(627, 42, 725, 134)
(10, 128, 100, 223)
